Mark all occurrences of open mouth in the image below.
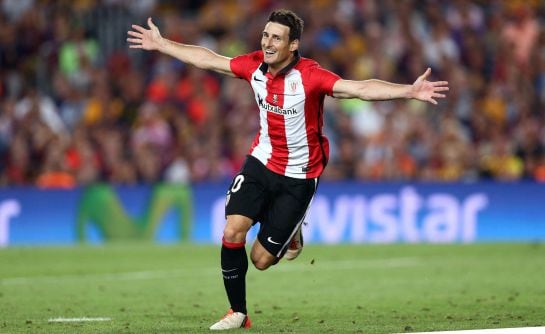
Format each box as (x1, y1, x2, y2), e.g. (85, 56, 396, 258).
(264, 49, 276, 56)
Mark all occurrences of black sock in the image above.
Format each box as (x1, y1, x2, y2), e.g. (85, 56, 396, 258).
(221, 238, 248, 314)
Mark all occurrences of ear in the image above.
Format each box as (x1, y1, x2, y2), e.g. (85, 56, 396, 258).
(289, 39, 299, 52)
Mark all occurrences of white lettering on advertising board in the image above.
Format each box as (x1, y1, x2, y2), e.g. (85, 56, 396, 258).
(211, 187, 488, 244)
(0, 200, 21, 247)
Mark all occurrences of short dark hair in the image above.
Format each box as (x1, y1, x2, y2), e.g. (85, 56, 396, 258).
(267, 9, 304, 41)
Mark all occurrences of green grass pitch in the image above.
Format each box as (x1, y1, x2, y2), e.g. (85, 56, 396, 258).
(1, 243, 544, 333)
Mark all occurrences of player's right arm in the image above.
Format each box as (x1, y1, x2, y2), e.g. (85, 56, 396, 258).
(127, 17, 234, 77)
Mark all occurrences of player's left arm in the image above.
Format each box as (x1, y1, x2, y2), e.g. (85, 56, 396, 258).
(332, 68, 449, 105)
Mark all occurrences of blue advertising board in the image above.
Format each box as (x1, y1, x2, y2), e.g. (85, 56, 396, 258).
(0, 182, 544, 247)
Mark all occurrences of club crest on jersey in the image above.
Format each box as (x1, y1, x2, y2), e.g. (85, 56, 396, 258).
(288, 80, 298, 93)
(272, 94, 278, 104)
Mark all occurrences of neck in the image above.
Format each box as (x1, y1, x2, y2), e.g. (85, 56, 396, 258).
(268, 54, 295, 76)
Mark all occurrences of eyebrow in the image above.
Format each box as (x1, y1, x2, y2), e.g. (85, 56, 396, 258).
(262, 31, 282, 39)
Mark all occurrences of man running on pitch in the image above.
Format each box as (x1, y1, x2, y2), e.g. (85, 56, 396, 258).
(127, 9, 448, 330)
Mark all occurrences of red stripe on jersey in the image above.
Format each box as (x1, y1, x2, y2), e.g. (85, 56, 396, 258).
(303, 88, 328, 178)
(265, 74, 288, 174)
(230, 51, 340, 179)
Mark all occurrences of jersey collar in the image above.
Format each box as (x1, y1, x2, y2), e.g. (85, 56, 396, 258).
(259, 50, 301, 77)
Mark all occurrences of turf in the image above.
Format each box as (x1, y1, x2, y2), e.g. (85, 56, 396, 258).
(0, 243, 544, 333)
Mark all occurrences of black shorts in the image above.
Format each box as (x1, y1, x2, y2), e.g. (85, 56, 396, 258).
(225, 155, 318, 258)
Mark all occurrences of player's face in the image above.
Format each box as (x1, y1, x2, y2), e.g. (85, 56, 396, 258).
(261, 22, 298, 70)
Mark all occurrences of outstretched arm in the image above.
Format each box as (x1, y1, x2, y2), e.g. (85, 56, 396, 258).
(127, 17, 234, 77)
(332, 68, 449, 105)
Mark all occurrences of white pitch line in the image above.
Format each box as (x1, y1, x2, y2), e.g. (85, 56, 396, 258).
(0, 257, 421, 285)
(403, 327, 545, 334)
(48, 317, 112, 323)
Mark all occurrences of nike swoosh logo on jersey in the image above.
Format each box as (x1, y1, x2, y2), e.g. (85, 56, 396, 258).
(267, 237, 281, 245)
(253, 75, 263, 82)
(221, 268, 238, 273)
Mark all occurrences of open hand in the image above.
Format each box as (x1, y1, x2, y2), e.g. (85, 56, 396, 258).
(411, 68, 449, 105)
(127, 17, 164, 51)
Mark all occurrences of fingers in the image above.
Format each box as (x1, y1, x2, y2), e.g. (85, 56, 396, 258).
(127, 30, 143, 46)
(127, 23, 148, 49)
(415, 68, 448, 104)
(127, 30, 143, 38)
(432, 81, 449, 87)
(420, 67, 431, 80)
(127, 38, 143, 48)
(131, 24, 147, 33)
(148, 17, 157, 29)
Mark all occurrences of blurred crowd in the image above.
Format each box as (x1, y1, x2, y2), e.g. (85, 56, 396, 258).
(1, 0, 545, 188)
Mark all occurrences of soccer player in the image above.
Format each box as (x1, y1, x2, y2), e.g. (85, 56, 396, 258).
(127, 9, 448, 330)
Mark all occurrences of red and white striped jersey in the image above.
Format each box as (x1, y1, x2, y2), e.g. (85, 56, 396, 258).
(230, 51, 340, 179)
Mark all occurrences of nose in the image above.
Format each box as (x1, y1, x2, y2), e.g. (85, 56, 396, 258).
(263, 36, 272, 47)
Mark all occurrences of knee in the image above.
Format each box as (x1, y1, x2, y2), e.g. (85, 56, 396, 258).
(251, 257, 270, 271)
(223, 226, 240, 242)
(250, 254, 278, 271)
(223, 225, 246, 242)
(223, 215, 252, 243)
